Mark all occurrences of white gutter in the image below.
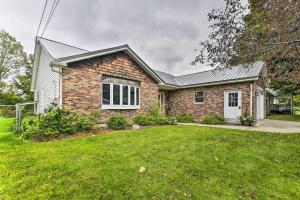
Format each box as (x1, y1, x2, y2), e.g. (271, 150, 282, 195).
(250, 83, 253, 116)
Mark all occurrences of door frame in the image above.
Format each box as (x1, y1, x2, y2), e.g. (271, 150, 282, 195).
(224, 90, 242, 120)
(158, 92, 166, 114)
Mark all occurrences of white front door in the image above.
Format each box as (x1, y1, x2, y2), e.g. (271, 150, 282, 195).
(256, 92, 265, 120)
(224, 91, 242, 120)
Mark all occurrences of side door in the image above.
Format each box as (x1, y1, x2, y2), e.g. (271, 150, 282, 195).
(224, 90, 242, 120)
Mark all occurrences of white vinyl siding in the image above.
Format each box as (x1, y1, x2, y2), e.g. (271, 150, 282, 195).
(34, 48, 60, 114)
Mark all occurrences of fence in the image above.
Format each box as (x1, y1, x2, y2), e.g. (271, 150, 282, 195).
(0, 102, 36, 131)
(0, 105, 16, 118)
(15, 102, 37, 131)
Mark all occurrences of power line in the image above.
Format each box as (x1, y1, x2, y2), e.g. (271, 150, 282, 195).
(41, 0, 60, 37)
(35, 0, 49, 37)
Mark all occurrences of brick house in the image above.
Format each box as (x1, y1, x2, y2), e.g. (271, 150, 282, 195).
(31, 37, 269, 122)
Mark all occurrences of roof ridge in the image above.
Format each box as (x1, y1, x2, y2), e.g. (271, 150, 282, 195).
(37, 37, 89, 52)
(174, 63, 256, 78)
(174, 67, 226, 78)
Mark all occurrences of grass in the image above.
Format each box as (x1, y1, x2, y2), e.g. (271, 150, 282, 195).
(0, 117, 13, 132)
(268, 114, 300, 122)
(0, 118, 300, 199)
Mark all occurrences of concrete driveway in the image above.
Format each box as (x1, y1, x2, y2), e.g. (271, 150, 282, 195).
(180, 119, 300, 133)
(254, 119, 300, 133)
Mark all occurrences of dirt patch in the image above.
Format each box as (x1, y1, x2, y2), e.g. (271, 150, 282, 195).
(32, 125, 153, 142)
(32, 127, 110, 142)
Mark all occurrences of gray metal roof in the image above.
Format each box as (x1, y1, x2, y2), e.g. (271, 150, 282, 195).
(153, 70, 178, 85)
(38, 37, 263, 87)
(38, 37, 89, 59)
(172, 62, 264, 86)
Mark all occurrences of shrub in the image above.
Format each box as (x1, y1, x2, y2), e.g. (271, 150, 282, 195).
(133, 115, 149, 126)
(240, 108, 256, 126)
(176, 113, 194, 123)
(107, 115, 128, 130)
(202, 115, 225, 125)
(17, 107, 97, 139)
(167, 117, 177, 125)
(148, 105, 161, 117)
(133, 115, 177, 126)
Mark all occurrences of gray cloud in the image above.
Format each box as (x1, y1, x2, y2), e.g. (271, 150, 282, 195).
(0, 0, 225, 75)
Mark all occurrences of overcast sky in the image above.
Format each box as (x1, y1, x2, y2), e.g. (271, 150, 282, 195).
(0, 0, 226, 75)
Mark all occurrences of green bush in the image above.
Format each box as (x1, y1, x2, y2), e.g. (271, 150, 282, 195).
(18, 107, 97, 139)
(133, 115, 149, 126)
(148, 105, 161, 117)
(107, 115, 128, 130)
(176, 113, 194, 123)
(133, 115, 177, 126)
(202, 115, 225, 125)
(167, 117, 177, 125)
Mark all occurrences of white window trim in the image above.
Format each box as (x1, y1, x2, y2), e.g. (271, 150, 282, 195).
(102, 83, 140, 110)
(193, 91, 204, 104)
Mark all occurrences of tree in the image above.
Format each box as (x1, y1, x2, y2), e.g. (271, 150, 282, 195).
(0, 30, 28, 92)
(0, 30, 33, 104)
(193, 0, 300, 95)
(13, 54, 34, 101)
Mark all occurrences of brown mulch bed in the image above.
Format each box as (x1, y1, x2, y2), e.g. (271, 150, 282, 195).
(31, 125, 153, 142)
(32, 127, 110, 142)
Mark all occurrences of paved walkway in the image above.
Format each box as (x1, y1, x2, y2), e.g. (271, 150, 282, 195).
(179, 119, 300, 133)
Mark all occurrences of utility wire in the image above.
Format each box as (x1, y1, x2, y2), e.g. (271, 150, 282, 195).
(35, 0, 49, 37)
(41, 0, 60, 37)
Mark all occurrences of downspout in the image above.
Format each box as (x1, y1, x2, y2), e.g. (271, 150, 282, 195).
(50, 62, 66, 106)
(250, 83, 253, 116)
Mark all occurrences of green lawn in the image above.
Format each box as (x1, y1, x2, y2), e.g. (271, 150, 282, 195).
(0, 117, 13, 132)
(268, 114, 300, 122)
(0, 118, 300, 199)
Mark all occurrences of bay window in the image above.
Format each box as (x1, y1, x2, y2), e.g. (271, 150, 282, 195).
(102, 84, 110, 105)
(102, 76, 140, 109)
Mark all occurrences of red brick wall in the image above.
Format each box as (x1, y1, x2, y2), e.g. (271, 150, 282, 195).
(165, 81, 257, 122)
(62, 52, 159, 122)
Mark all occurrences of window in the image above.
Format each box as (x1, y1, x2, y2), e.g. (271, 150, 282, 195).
(136, 87, 140, 105)
(113, 85, 120, 105)
(122, 85, 129, 105)
(194, 91, 204, 103)
(102, 84, 110, 105)
(228, 92, 238, 107)
(101, 79, 140, 109)
(130, 87, 135, 105)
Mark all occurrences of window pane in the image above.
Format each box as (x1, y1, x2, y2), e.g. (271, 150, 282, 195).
(130, 87, 135, 105)
(113, 84, 120, 105)
(228, 92, 238, 107)
(136, 87, 140, 105)
(102, 84, 110, 105)
(122, 85, 129, 105)
(195, 92, 204, 103)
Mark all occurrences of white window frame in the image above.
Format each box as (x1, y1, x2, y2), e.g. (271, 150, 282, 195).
(102, 83, 140, 109)
(194, 91, 204, 104)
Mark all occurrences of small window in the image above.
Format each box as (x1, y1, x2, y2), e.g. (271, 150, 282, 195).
(228, 92, 238, 107)
(136, 87, 140, 105)
(103, 84, 110, 105)
(122, 85, 129, 105)
(113, 84, 120, 105)
(130, 86, 135, 105)
(194, 91, 204, 103)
